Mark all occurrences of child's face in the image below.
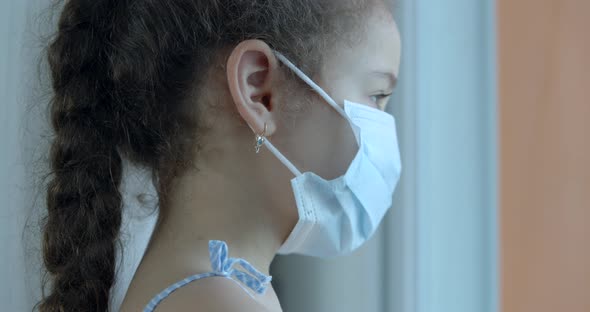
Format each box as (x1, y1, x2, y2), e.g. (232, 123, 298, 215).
(202, 3, 402, 229)
(279, 6, 401, 181)
(316, 6, 401, 112)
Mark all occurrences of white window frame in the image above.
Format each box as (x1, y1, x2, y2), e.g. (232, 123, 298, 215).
(385, 1, 498, 312)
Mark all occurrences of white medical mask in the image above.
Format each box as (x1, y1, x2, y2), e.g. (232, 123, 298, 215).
(259, 51, 402, 258)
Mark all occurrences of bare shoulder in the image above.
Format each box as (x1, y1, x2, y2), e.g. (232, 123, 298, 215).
(154, 276, 270, 312)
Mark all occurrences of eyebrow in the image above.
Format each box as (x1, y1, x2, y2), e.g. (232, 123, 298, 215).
(371, 71, 398, 90)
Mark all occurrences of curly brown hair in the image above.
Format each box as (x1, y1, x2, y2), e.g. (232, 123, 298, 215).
(36, 0, 373, 311)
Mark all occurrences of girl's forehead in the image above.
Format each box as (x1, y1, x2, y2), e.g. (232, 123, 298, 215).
(323, 11, 401, 79)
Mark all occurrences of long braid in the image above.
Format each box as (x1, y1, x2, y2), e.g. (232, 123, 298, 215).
(40, 1, 123, 311)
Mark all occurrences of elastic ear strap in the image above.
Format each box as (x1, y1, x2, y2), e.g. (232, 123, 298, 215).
(246, 122, 302, 176)
(263, 138, 302, 176)
(256, 50, 354, 177)
(273, 51, 348, 120)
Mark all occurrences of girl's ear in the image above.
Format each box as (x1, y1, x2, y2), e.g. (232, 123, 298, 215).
(226, 39, 280, 136)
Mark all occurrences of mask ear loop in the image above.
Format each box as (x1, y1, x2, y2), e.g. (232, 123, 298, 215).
(272, 51, 350, 121)
(249, 50, 354, 178)
(273, 51, 361, 145)
(248, 120, 302, 176)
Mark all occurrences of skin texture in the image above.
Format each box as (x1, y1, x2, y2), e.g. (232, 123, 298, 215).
(120, 3, 401, 312)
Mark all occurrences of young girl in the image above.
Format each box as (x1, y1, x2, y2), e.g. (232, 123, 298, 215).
(38, 0, 401, 311)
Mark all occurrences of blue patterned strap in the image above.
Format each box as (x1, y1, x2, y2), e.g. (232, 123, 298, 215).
(142, 240, 272, 312)
(208, 240, 273, 295)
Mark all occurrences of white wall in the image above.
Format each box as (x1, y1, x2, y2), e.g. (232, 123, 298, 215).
(409, 0, 498, 311)
(1, 0, 49, 311)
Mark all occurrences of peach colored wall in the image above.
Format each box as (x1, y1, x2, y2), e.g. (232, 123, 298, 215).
(499, 0, 590, 311)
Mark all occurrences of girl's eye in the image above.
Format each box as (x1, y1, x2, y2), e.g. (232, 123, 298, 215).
(370, 93, 393, 103)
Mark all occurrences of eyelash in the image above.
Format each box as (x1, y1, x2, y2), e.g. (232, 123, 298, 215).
(370, 93, 393, 102)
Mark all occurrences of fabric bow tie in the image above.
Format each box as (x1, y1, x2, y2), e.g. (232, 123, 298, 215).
(208, 240, 273, 295)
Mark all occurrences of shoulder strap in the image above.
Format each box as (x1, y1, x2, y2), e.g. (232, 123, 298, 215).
(142, 240, 272, 311)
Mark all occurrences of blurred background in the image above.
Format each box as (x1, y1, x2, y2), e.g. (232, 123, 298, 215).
(1, 0, 588, 311)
